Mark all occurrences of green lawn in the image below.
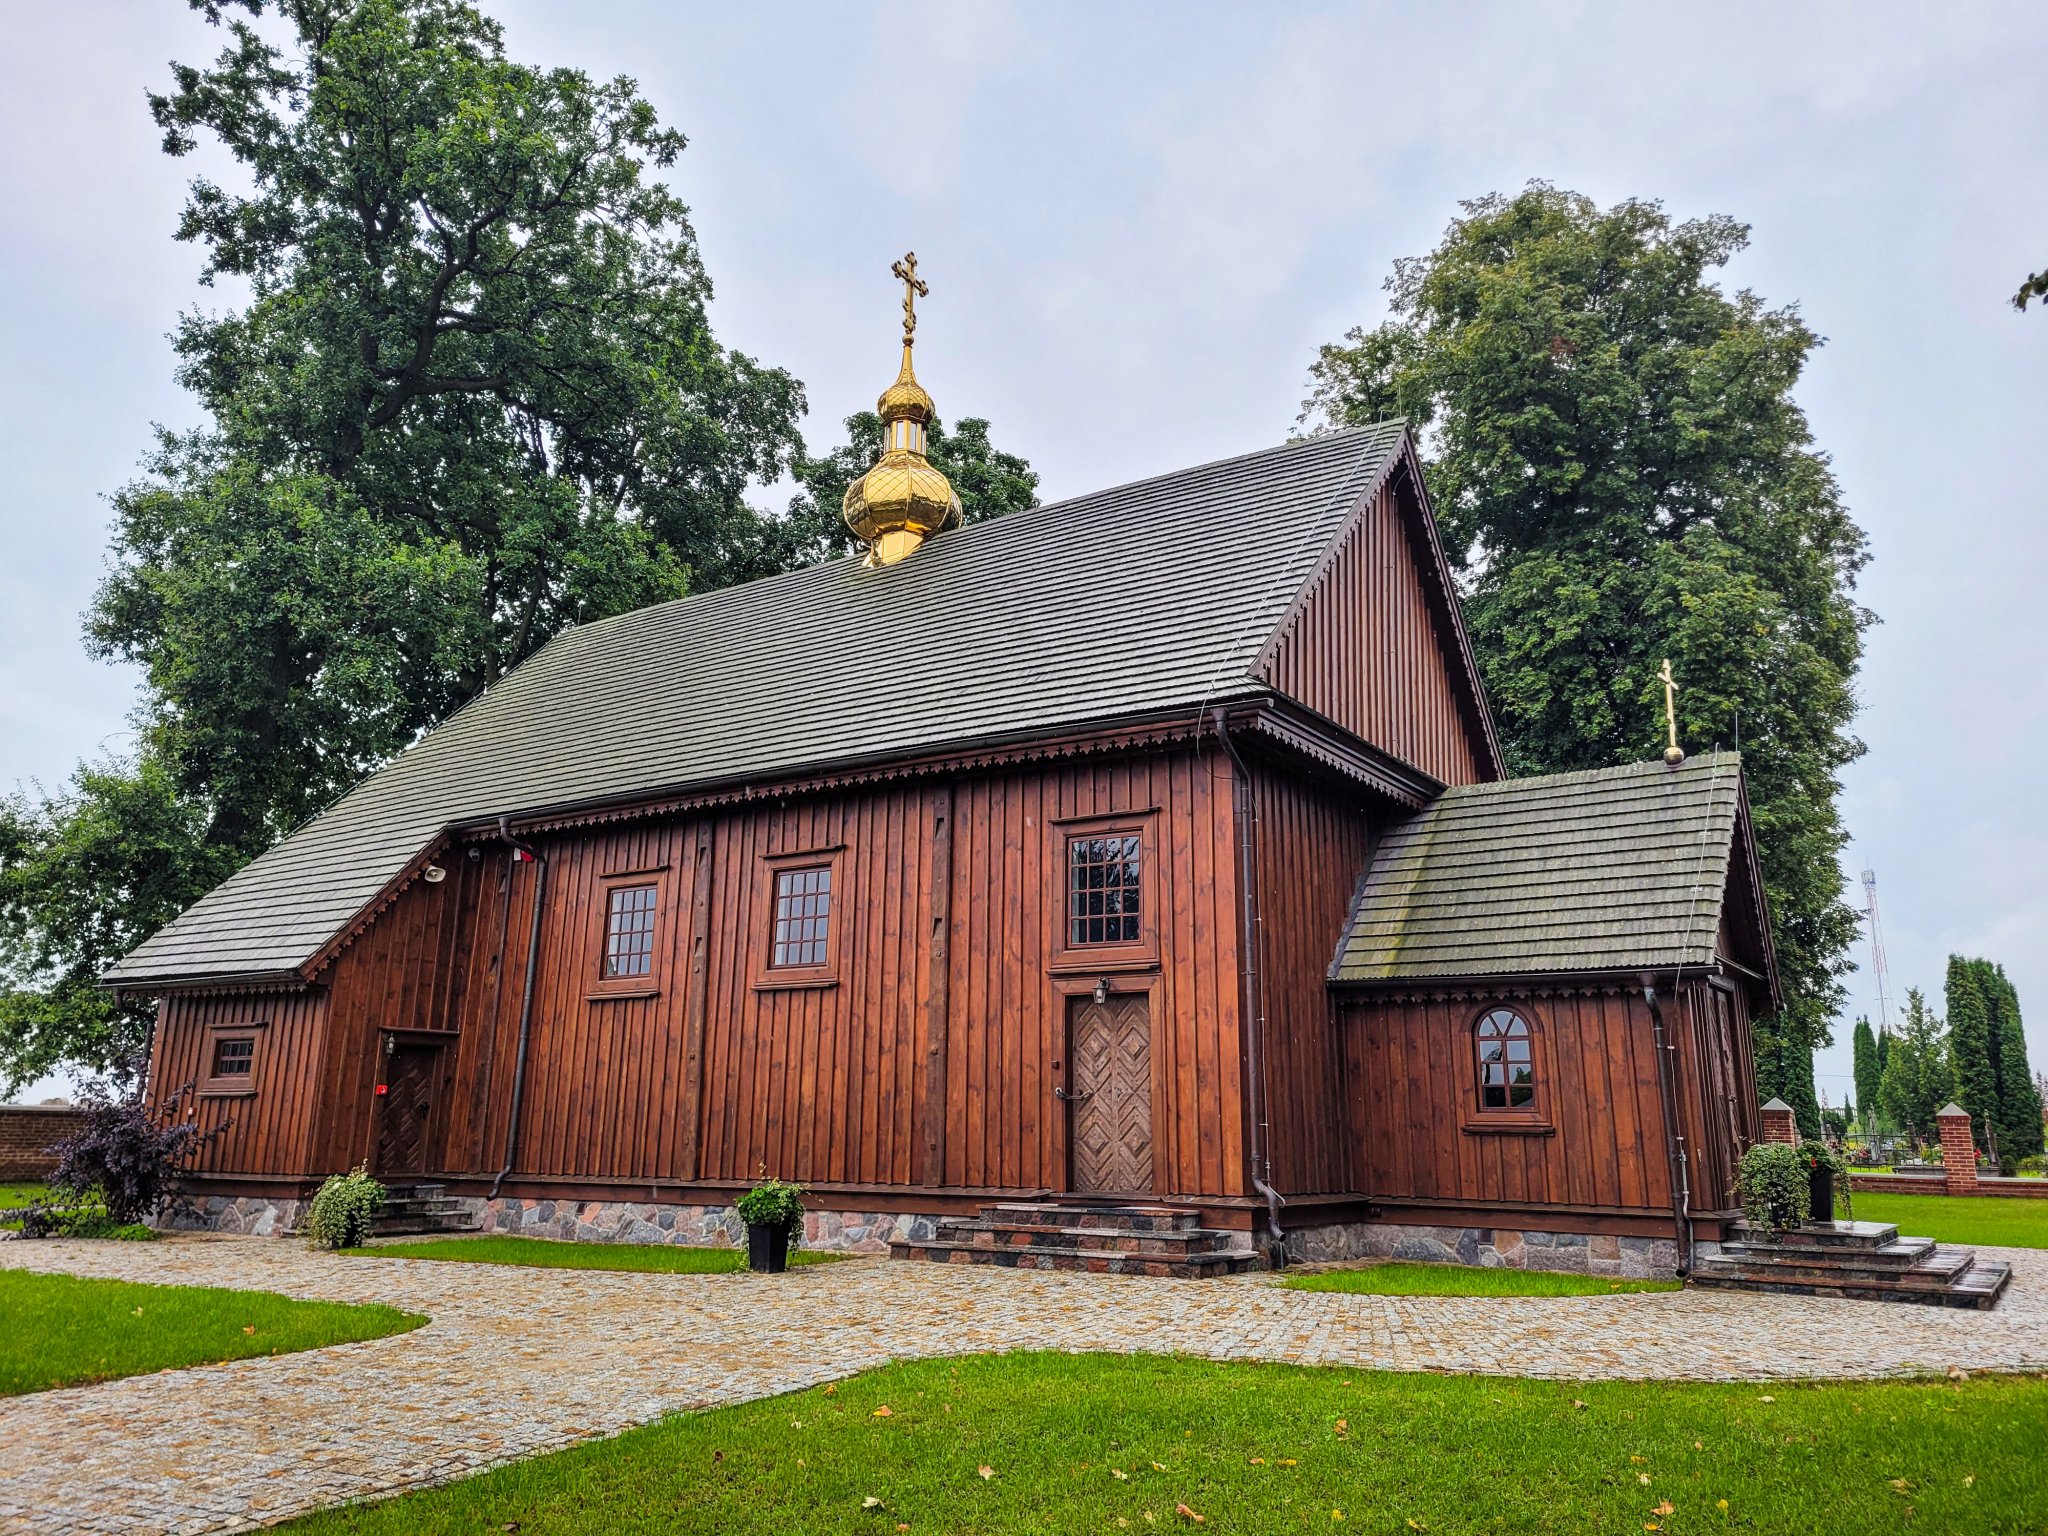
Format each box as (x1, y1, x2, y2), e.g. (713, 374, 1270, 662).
(0, 1182, 51, 1208)
(348, 1234, 842, 1272)
(1850, 1191, 2048, 1250)
(1283, 1261, 1679, 1297)
(282, 1351, 2047, 1534)
(0, 1269, 422, 1395)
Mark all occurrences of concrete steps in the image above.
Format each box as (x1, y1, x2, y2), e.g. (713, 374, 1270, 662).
(1691, 1220, 2011, 1310)
(890, 1202, 1261, 1278)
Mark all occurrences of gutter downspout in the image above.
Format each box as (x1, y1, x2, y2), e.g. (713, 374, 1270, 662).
(1640, 976, 1693, 1277)
(490, 817, 549, 1201)
(1213, 708, 1286, 1259)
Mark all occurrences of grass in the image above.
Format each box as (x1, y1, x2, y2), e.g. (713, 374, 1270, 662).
(1282, 1261, 1679, 1297)
(0, 1181, 51, 1208)
(1848, 1191, 2048, 1250)
(0, 1269, 422, 1395)
(280, 1351, 2048, 1534)
(346, 1234, 842, 1272)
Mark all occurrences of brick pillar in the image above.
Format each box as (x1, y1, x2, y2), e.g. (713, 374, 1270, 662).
(1759, 1097, 1799, 1146)
(1936, 1104, 1979, 1194)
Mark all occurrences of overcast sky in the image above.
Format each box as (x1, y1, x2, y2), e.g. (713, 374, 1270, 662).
(3, 2, 2044, 1109)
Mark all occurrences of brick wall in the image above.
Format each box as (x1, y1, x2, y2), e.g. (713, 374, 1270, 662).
(1851, 1172, 2048, 1200)
(0, 1105, 86, 1181)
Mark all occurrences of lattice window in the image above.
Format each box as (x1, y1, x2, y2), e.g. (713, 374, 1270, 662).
(1475, 1007, 1535, 1109)
(1067, 833, 1142, 947)
(603, 884, 658, 979)
(211, 1037, 254, 1078)
(771, 865, 833, 969)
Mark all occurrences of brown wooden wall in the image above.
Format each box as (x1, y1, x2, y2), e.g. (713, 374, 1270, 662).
(1248, 763, 1375, 1197)
(1262, 480, 1485, 787)
(153, 989, 331, 1180)
(1339, 988, 1677, 1214)
(154, 745, 1250, 1202)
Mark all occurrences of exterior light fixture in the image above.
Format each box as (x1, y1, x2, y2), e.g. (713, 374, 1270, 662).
(1093, 977, 1111, 1005)
(422, 865, 447, 884)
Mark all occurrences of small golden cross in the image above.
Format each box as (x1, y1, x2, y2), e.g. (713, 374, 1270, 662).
(891, 251, 928, 344)
(1659, 658, 1685, 766)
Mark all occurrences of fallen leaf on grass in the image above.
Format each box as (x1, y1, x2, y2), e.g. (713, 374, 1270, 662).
(1572, 1399, 1587, 1411)
(1757, 1395, 1775, 1404)
(1716, 1499, 1729, 1512)
(1334, 1418, 1349, 1435)
(242, 1325, 257, 1335)
(1277, 1459, 1298, 1468)
(1652, 1502, 1674, 1517)
(871, 1405, 893, 1418)
(862, 1496, 884, 1509)
(824, 1384, 837, 1395)
(1249, 1457, 1265, 1466)
(1151, 1462, 1168, 1472)
(978, 1465, 995, 1481)
(1405, 1521, 1428, 1532)
(1889, 1479, 1912, 1495)
(1947, 1365, 1968, 1381)
(1637, 1474, 1652, 1485)
(1963, 1474, 1975, 1487)
(1174, 1503, 1205, 1524)
(1112, 1469, 1129, 1480)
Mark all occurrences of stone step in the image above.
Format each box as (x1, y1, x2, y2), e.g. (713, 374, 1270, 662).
(1732, 1220, 1901, 1251)
(978, 1202, 1204, 1233)
(889, 1237, 1260, 1279)
(1713, 1236, 1938, 1275)
(1690, 1241, 2009, 1310)
(938, 1220, 1241, 1259)
(380, 1197, 474, 1217)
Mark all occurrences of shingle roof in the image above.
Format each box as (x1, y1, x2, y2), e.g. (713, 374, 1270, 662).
(1329, 753, 1747, 984)
(112, 422, 1412, 987)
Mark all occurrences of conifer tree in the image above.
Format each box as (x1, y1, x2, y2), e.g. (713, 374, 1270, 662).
(1946, 957, 2000, 1154)
(1851, 1016, 1883, 1129)
(1877, 989, 1955, 1145)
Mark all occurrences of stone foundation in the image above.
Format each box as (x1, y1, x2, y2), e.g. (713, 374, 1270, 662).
(158, 1194, 309, 1237)
(1286, 1219, 1680, 1279)
(478, 1197, 940, 1254)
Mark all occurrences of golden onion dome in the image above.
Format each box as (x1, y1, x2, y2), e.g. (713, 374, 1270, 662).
(842, 252, 961, 567)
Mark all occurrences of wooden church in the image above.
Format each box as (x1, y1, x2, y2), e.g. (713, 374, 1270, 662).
(111, 260, 1775, 1277)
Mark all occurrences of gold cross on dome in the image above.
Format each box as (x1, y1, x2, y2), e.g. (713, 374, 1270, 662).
(891, 252, 928, 344)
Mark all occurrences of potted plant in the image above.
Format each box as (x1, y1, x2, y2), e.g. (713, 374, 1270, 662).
(1736, 1143, 1810, 1235)
(735, 1175, 806, 1273)
(1797, 1140, 1852, 1224)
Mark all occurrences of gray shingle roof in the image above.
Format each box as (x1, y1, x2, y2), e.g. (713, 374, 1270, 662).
(1329, 753, 1747, 983)
(112, 422, 1412, 987)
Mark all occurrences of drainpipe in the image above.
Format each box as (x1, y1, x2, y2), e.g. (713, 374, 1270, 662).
(1640, 976, 1693, 1277)
(1212, 708, 1286, 1259)
(489, 817, 549, 1201)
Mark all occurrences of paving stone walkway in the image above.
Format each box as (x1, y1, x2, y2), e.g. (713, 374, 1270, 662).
(3, 1236, 2045, 1535)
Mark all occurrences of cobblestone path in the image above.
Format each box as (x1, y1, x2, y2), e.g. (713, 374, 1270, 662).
(3, 1237, 2044, 1534)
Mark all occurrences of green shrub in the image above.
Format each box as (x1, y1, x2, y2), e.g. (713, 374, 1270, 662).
(1737, 1143, 1810, 1233)
(735, 1176, 805, 1231)
(306, 1166, 385, 1250)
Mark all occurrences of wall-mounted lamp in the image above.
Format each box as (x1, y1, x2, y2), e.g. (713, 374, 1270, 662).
(1092, 977, 1111, 1005)
(422, 865, 447, 884)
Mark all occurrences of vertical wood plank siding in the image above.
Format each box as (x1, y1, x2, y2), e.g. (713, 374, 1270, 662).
(1250, 766, 1375, 1196)
(153, 746, 1248, 1199)
(1338, 990, 1677, 1212)
(1262, 482, 1484, 786)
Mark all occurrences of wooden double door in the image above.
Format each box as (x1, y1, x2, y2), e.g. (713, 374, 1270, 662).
(1066, 992, 1154, 1194)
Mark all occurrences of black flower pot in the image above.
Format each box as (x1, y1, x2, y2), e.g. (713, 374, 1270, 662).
(1807, 1166, 1836, 1226)
(746, 1218, 792, 1273)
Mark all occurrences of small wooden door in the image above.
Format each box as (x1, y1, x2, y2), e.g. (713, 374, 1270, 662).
(376, 1041, 441, 1179)
(1068, 992, 1154, 1194)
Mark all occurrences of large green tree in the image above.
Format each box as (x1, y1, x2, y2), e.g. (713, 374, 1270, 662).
(96, 0, 806, 855)
(1947, 956, 2043, 1163)
(1303, 185, 1871, 1133)
(0, 760, 237, 1094)
(1877, 989, 1955, 1145)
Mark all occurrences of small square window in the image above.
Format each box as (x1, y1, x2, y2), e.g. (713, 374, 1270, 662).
(771, 865, 832, 969)
(603, 885, 658, 979)
(211, 1037, 254, 1078)
(1067, 834, 1142, 947)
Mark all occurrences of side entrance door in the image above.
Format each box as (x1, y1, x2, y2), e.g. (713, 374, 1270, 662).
(376, 1040, 442, 1180)
(1067, 992, 1154, 1195)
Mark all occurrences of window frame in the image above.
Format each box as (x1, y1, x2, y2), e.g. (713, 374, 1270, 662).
(1048, 811, 1160, 975)
(198, 1019, 268, 1097)
(1462, 1002, 1554, 1135)
(753, 845, 846, 991)
(586, 864, 673, 1001)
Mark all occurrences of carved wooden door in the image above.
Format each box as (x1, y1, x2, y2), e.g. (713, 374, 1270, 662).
(1068, 993, 1154, 1194)
(376, 1043, 440, 1179)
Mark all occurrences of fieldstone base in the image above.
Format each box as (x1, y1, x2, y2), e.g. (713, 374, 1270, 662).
(1287, 1219, 1679, 1279)
(157, 1194, 309, 1238)
(480, 1197, 942, 1255)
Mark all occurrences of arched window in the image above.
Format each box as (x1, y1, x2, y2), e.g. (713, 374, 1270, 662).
(1475, 1007, 1536, 1110)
